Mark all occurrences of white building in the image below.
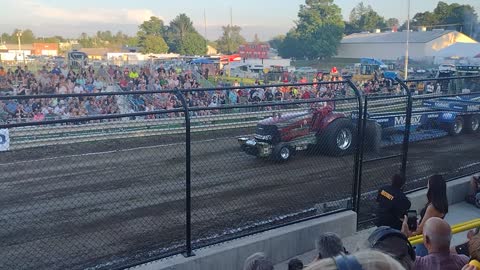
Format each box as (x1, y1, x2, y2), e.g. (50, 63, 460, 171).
(337, 30, 478, 61)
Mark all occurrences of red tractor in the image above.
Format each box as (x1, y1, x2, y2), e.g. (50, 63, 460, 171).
(238, 106, 358, 161)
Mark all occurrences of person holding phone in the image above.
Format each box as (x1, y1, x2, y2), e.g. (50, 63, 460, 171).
(452, 227, 480, 256)
(412, 175, 449, 257)
(375, 174, 412, 230)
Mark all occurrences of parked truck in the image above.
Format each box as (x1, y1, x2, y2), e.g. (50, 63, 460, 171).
(238, 94, 480, 161)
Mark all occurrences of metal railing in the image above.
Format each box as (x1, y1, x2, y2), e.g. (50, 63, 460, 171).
(0, 76, 479, 270)
(409, 218, 480, 245)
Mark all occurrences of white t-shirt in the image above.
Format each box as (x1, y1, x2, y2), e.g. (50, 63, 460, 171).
(73, 85, 83, 94)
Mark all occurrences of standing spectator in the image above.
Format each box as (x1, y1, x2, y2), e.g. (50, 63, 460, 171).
(375, 174, 411, 230)
(403, 217, 469, 270)
(412, 175, 449, 256)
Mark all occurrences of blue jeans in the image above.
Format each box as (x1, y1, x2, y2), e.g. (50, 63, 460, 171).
(415, 243, 428, 257)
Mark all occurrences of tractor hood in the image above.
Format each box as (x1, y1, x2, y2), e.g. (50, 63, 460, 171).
(259, 111, 311, 126)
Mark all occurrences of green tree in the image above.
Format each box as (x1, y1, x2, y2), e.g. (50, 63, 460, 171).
(410, 1, 478, 36)
(179, 32, 207, 55)
(137, 16, 165, 49)
(11, 29, 35, 44)
(278, 30, 304, 58)
(348, 2, 386, 32)
(268, 35, 285, 50)
(216, 25, 246, 54)
(141, 35, 168, 53)
(1, 33, 13, 43)
(125, 36, 139, 47)
(138, 16, 165, 36)
(386, 18, 400, 28)
(279, 0, 344, 59)
(344, 21, 359, 35)
(165, 13, 206, 54)
(412, 11, 438, 27)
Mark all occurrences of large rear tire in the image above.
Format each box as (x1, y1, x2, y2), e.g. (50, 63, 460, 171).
(321, 118, 356, 156)
(465, 115, 480, 134)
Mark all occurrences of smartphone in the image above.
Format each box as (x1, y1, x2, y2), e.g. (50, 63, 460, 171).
(407, 210, 418, 231)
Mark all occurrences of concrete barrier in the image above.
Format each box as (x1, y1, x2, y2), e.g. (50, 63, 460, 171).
(128, 211, 356, 270)
(407, 175, 473, 213)
(128, 174, 475, 270)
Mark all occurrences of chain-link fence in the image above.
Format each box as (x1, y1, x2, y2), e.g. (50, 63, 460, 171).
(1, 76, 479, 269)
(403, 76, 480, 191)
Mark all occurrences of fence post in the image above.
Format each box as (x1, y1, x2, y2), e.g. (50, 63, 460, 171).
(346, 80, 363, 214)
(355, 96, 369, 215)
(175, 90, 194, 257)
(395, 78, 413, 180)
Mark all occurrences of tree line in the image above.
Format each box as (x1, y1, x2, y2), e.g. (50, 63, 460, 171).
(0, 1, 478, 58)
(270, 0, 478, 60)
(0, 13, 247, 56)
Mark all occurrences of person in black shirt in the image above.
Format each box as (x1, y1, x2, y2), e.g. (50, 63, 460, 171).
(375, 174, 411, 230)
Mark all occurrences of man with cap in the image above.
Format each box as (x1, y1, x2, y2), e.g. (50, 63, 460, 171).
(366, 226, 416, 270)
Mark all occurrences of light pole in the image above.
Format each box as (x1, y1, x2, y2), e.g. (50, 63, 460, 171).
(404, 0, 410, 80)
(16, 30, 23, 64)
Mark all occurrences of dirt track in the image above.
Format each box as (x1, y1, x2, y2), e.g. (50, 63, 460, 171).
(0, 129, 479, 270)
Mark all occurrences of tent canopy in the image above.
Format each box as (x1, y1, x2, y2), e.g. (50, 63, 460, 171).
(434, 42, 480, 58)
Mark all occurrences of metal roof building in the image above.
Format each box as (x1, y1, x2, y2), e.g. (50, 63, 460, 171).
(336, 30, 477, 60)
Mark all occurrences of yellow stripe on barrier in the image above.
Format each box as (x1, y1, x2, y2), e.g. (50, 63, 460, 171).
(408, 219, 480, 245)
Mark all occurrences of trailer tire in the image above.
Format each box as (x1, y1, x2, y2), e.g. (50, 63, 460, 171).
(447, 116, 464, 136)
(465, 115, 480, 133)
(322, 118, 356, 156)
(273, 143, 293, 162)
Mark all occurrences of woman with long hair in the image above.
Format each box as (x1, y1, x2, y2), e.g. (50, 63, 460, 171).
(414, 174, 449, 256)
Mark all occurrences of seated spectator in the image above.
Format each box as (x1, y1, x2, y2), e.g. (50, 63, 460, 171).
(305, 250, 405, 270)
(365, 226, 415, 270)
(403, 217, 469, 270)
(452, 227, 479, 256)
(243, 252, 274, 270)
(288, 258, 303, 270)
(314, 232, 347, 262)
(465, 175, 480, 208)
(412, 174, 449, 256)
(375, 174, 411, 230)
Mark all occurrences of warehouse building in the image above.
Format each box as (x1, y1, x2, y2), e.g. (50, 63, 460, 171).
(337, 30, 477, 61)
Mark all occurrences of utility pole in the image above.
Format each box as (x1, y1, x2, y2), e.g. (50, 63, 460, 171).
(404, 0, 410, 80)
(16, 30, 23, 64)
(204, 9, 207, 55)
(228, 7, 233, 54)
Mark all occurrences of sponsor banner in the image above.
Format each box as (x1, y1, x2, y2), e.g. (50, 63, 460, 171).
(0, 129, 9, 152)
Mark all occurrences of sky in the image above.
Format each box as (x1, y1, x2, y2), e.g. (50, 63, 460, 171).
(0, 0, 479, 41)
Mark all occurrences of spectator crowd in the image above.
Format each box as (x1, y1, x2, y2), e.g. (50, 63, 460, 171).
(0, 62, 356, 124)
(242, 174, 480, 270)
